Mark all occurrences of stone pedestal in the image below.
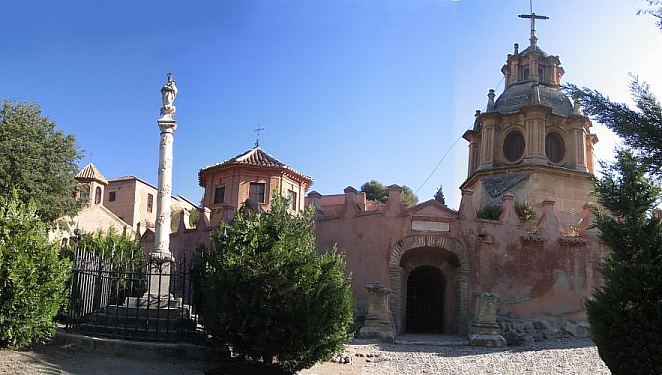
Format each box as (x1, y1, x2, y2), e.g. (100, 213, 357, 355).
(469, 292, 506, 347)
(358, 282, 394, 341)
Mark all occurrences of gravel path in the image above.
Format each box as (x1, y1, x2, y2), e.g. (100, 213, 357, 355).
(303, 337, 610, 375)
(0, 337, 609, 374)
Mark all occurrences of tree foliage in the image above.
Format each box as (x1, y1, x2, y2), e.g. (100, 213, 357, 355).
(400, 185, 419, 207)
(360, 180, 419, 207)
(586, 150, 662, 374)
(194, 196, 354, 373)
(434, 185, 446, 205)
(0, 100, 82, 223)
(360, 180, 388, 203)
(63, 228, 145, 270)
(564, 79, 662, 174)
(638, 0, 662, 31)
(0, 192, 72, 348)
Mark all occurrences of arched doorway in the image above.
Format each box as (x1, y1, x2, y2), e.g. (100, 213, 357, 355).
(389, 236, 470, 335)
(405, 265, 445, 333)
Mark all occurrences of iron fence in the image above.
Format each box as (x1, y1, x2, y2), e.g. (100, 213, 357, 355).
(63, 247, 205, 342)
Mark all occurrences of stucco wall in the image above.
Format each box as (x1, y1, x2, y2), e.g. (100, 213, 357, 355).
(313, 190, 607, 333)
(104, 180, 138, 226)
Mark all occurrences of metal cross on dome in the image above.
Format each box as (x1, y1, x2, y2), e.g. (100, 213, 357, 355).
(518, 0, 549, 48)
(253, 125, 265, 147)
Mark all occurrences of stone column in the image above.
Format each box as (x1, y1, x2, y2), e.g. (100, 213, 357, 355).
(359, 282, 394, 341)
(148, 73, 178, 301)
(469, 292, 506, 347)
(153, 120, 177, 259)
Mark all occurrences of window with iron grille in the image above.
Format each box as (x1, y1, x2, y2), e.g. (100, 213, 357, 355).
(288, 190, 297, 211)
(214, 186, 225, 204)
(249, 183, 266, 204)
(109, 191, 116, 202)
(147, 193, 154, 213)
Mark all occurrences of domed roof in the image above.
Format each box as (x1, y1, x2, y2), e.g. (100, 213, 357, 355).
(493, 82, 573, 117)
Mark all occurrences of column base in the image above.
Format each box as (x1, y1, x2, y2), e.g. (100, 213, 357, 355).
(469, 333, 507, 347)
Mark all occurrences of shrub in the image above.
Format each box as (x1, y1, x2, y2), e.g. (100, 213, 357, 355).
(0, 192, 72, 348)
(514, 201, 536, 222)
(477, 204, 502, 220)
(194, 196, 354, 373)
(63, 228, 145, 270)
(587, 150, 662, 374)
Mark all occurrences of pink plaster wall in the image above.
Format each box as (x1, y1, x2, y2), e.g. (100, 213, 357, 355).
(313, 188, 607, 330)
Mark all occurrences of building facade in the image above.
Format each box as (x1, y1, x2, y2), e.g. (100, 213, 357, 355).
(51, 163, 196, 243)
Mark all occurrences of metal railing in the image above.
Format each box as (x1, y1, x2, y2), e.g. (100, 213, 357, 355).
(62, 247, 204, 342)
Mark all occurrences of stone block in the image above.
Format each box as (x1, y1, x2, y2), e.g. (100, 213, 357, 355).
(469, 334, 506, 348)
(561, 320, 578, 336)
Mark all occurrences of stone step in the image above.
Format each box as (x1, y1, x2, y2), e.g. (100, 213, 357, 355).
(85, 314, 198, 331)
(104, 305, 192, 319)
(74, 323, 201, 341)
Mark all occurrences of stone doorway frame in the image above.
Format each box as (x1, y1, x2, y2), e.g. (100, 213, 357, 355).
(389, 236, 470, 335)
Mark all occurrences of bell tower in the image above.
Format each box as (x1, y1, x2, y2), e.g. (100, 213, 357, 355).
(460, 10, 599, 219)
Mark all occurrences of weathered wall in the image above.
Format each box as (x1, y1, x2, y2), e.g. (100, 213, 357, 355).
(313, 188, 607, 333)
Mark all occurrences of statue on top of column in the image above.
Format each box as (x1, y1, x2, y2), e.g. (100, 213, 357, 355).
(160, 72, 178, 120)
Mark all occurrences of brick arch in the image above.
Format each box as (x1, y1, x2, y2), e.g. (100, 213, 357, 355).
(388, 235, 471, 335)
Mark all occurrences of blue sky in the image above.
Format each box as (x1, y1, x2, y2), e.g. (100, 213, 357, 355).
(1, 1, 661, 209)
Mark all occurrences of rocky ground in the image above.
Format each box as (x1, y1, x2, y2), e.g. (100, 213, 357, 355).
(0, 337, 609, 374)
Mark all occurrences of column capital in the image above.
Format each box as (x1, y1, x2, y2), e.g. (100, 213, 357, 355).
(158, 119, 177, 133)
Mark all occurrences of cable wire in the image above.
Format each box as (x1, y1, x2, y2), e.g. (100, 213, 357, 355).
(414, 134, 463, 194)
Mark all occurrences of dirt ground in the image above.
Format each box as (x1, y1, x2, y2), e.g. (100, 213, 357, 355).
(0, 344, 354, 375)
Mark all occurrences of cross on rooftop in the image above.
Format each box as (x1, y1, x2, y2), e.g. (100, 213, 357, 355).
(253, 125, 265, 147)
(518, 0, 549, 48)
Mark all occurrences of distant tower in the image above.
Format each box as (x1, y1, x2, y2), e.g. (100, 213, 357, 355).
(75, 163, 108, 207)
(460, 8, 598, 219)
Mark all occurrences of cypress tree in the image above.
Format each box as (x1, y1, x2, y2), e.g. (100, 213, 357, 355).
(587, 149, 662, 374)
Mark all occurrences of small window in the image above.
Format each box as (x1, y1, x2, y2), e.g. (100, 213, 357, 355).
(109, 191, 116, 202)
(288, 190, 297, 211)
(79, 184, 90, 202)
(147, 193, 154, 213)
(94, 186, 102, 205)
(214, 186, 225, 204)
(503, 131, 525, 162)
(249, 182, 266, 204)
(545, 131, 565, 163)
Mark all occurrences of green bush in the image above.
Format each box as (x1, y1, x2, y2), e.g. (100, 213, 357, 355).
(514, 201, 536, 222)
(0, 192, 72, 348)
(63, 228, 145, 270)
(587, 150, 662, 374)
(194, 196, 354, 373)
(477, 204, 502, 220)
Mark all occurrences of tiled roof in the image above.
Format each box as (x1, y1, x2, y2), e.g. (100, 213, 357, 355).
(75, 163, 108, 184)
(494, 82, 573, 117)
(198, 146, 312, 186)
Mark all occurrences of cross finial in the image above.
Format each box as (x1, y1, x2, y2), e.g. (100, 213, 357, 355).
(518, 0, 549, 48)
(253, 125, 265, 147)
